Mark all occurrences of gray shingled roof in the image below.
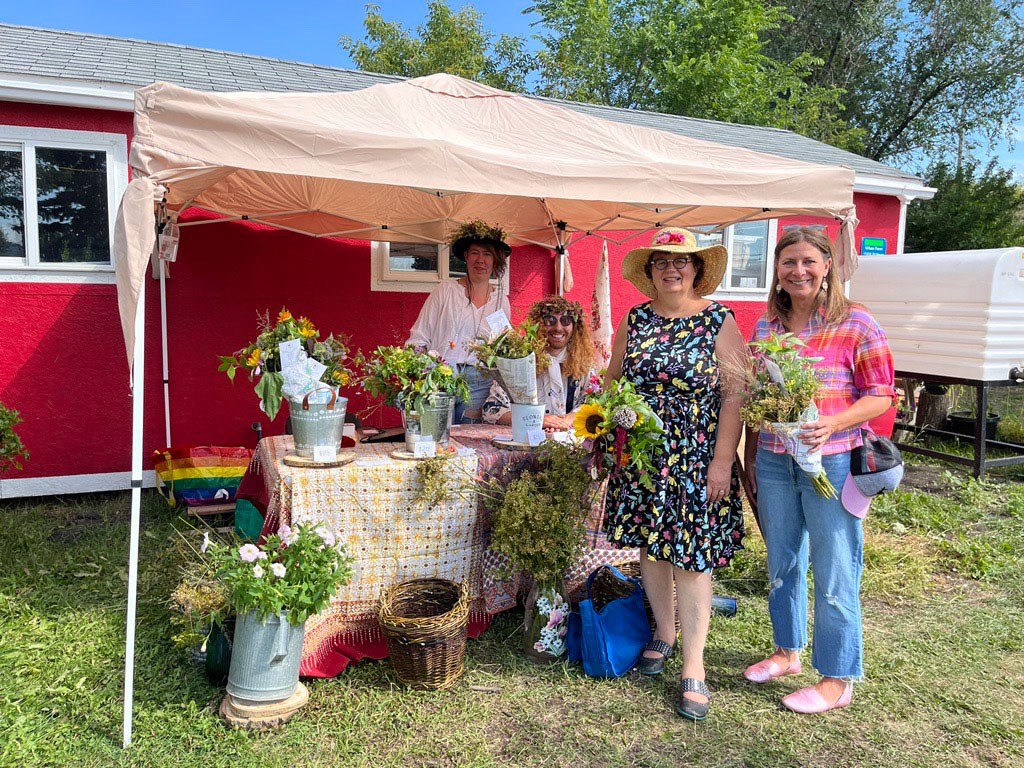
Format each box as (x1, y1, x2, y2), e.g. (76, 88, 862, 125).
(0, 23, 921, 184)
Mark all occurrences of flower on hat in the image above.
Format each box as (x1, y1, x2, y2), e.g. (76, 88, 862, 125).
(449, 219, 507, 249)
(655, 231, 688, 245)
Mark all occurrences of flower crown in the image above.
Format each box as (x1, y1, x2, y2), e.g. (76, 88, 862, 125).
(449, 219, 507, 248)
(528, 296, 583, 324)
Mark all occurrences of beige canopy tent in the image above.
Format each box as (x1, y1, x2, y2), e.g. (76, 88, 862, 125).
(112, 72, 857, 745)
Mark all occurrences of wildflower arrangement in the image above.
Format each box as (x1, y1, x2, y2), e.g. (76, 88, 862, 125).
(468, 322, 551, 405)
(574, 378, 664, 491)
(0, 401, 28, 475)
(735, 332, 836, 498)
(358, 345, 470, 413)
(449, 219, 507, 248)
(487, 441, 595, 585)
(201, 523, 354, 625)
(169, 568, 231, 651)
(218, 308, 355, 421)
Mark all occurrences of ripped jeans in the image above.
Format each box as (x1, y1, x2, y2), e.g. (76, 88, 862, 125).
(755, 448, 863, 680)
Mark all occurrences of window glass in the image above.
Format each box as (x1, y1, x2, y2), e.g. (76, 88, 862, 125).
(36, 147, 110, 263)
(730, 220, 769, 289)
(0, 147, 25, 259)
(387, 242, 439, 274)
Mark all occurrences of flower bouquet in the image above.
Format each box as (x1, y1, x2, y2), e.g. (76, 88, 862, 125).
(468, 321, 550, 405)
(574, 378, 664, 491)
(486, 441, 595, 660)
(202, 523, 354, 625)
(738, 332, 836, 498)
(358, 345, 470, 413)
(218, 309, 355, 421)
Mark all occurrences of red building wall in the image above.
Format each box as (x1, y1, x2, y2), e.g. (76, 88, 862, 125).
(0, 101, 904, 485)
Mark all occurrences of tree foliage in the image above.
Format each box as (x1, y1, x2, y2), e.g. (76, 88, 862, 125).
(339, 2, 533, 91)
(766, 0, 1024, 163)
(905, 160, 1024, 252)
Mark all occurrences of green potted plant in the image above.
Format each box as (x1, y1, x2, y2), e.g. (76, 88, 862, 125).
(358, 345, 470, 452)
(0, 402, 28, 474)
(202, 523, 353, 703)
(486, 441, 596, 663)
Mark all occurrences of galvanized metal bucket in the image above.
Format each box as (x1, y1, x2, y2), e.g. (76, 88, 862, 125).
(288, 387, 347, 458)
(402, 393, 454, 453)
(226, 611, 306, 702)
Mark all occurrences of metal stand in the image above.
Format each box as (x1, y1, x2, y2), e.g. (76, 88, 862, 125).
(894, 371, 1024, 478)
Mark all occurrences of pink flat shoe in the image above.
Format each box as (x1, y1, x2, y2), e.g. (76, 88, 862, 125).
(781, 683, 852, 714)
(743, 657, 803, 683)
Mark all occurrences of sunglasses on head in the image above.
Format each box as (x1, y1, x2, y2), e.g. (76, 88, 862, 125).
(650, 256, 693, 271)
(541, 314, 575, 328)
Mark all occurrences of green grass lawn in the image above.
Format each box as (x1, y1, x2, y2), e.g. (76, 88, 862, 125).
(1, 464, 1023, 768)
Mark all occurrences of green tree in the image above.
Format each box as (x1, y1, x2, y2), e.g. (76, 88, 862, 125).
(905, 160, 1024, 252)
(339, 2, 534, 91)
(527, 0, 860, 146)
(766, 0, 1024, 163)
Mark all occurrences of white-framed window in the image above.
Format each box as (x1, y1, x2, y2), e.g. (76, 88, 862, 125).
(693, 219, 777, 298)
(370, 240, 509, 293)
(0, 126, 128, 284)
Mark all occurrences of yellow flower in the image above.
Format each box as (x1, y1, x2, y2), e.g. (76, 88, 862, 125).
(438, 365, 453, 377)
(245, 348, 261, 368)
(574, 404, 608, 439)
(330, 370, 351, 386)
(276, 309, 293, 324)
(298, 321, 317, 339)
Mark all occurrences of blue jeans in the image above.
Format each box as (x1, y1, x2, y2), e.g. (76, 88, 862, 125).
(756, 448, 863, 680)
(454, 365, 490, 424)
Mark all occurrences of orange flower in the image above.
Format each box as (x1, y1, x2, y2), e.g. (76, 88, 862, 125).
(276, 309, 293, 324)
(245, 348, 261, 368)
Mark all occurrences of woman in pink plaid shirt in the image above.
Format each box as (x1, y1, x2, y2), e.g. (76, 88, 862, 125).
(742, 226, 895, 714)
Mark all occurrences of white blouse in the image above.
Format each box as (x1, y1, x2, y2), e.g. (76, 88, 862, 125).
(406, 279, 511, 366)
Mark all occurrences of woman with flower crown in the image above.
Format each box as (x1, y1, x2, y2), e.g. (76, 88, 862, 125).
(604, 227, 746, 722)
(481, 296, 600, 431)
(407, 221, 512, 423)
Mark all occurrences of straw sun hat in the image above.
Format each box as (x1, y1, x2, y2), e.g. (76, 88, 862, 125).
(622, 227, 728, 298)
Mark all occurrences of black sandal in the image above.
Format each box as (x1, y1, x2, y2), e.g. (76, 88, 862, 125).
(636, 639, 674, 676)
(676, 678, 711, 722)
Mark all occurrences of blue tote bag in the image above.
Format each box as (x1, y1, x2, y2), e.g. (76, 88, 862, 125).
(567, 565, 652, 678)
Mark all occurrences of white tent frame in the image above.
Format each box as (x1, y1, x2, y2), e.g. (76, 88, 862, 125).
(115, 74, 861, 747)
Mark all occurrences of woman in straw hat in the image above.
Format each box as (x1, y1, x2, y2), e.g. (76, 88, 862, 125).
(742, 226, 894, 714)
(407, 220, 512, 423)
(481, 296, 599, 430)
(605, 227, 746, 722)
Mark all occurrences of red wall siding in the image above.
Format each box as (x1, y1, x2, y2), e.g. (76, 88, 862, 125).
(0, 100, 904, 482)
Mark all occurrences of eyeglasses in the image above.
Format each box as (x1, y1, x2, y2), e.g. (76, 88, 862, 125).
(650, 257, 692, 271)
(541, 314, 575, 328)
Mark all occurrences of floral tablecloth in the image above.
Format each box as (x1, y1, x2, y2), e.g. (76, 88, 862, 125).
(236, 426, 637, 677)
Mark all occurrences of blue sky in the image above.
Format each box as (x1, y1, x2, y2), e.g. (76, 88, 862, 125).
(3, 1, 1021, 178)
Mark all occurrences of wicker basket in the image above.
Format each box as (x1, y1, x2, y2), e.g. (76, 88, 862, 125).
(377, 578, 469, 690)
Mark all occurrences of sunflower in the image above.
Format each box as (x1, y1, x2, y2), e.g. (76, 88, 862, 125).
(574, 403, 608, 439)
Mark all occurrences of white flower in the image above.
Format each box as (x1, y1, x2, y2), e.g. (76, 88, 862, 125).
(271, 563, 286, 579)
(315, 526, 336, 548)
(238, 544, 260, 563)
(200, 532, 210, 554)
(257, 551, 268, 561)
(252, 564, 265, 578)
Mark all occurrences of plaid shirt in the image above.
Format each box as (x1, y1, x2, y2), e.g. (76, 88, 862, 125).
(752, 307, 895, 456)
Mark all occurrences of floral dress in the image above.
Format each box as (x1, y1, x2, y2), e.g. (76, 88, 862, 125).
(605, 302, 744, 571)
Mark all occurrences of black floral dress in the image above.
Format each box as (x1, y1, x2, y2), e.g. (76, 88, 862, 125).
(605, 302, 744, 571)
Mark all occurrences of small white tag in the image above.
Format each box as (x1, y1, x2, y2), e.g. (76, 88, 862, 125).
(278, 338, 303, 370)
(313, 445, 337, 463)
(485, 310, 513, 338)
(157, 222, 180, 262)
(413, 439, 436, 458)
(455, 446, 476, 458)
(526, 428, 546, 446)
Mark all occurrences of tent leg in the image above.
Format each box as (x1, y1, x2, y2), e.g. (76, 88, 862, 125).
(123, 272, 146, 748)
(159, 259, 171, 447)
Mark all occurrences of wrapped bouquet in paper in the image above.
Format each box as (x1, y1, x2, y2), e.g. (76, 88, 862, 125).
(574, 379, 665, 491)
(468, 321, 550, 404)
(734, 333, 836, 498)
(218, 308, 355, 421)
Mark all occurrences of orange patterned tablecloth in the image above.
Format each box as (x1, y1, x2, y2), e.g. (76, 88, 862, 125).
(239, 427, 637, 676)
